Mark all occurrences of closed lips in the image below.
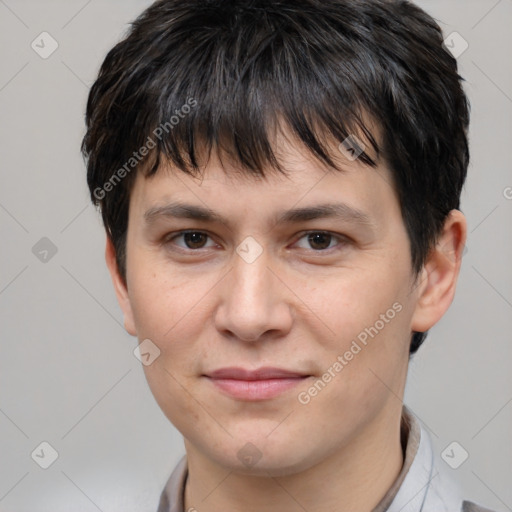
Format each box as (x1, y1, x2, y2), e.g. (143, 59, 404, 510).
(205, 367, 310, 380)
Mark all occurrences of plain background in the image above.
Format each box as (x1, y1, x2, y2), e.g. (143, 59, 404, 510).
(0, 0, 511, 510)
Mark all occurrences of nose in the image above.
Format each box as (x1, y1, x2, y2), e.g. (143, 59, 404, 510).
(214, 245, 293, 343)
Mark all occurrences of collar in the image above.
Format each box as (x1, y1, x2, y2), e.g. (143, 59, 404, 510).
(157, 405, 464, 512)
(385, 405, 464, 512)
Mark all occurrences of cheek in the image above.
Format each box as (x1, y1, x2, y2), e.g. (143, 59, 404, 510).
(130, 267, 212, 426)
(306, 270, 407, 343)
(128, 261, 222, 377)
(142, 364, 206, 436)
(296, 283, 410, 434)
(300, 268, 412, 400)
(128, 259, 201, 338)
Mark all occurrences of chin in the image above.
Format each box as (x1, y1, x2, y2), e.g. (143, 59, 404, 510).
(210, 441, 317, 478)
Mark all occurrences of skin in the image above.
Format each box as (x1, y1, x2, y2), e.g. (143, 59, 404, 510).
(106, 129, 467, 512)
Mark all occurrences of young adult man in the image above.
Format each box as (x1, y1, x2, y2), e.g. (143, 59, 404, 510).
(81, 1, 495, 510)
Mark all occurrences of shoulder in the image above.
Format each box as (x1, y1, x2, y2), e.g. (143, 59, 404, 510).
(462, 500, 498, 512)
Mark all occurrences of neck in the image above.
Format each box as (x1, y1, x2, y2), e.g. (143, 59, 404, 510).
(183, 408, 405, 512)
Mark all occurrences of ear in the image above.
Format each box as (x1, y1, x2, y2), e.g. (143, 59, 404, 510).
(410, 209, 467, 333)
(105, 233, 137, 336)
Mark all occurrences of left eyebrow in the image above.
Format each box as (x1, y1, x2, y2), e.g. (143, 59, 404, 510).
(276, 203, 374, 227)
(143, 201, 375, 229)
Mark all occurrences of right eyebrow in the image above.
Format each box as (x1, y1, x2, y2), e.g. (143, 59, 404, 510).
(144, 200, 375, 227)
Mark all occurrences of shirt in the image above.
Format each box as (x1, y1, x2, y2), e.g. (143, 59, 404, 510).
(156, 405, 495, 512)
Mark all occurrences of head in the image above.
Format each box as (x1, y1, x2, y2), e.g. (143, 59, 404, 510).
(82, 0, 469, 475)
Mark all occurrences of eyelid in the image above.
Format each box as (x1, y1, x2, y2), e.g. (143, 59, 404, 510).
(292, 230, 350, 251)
(164, 229, 218, 249)
(164, 229, 350, 252)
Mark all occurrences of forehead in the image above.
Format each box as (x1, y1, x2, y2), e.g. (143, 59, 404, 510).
(132, 111, 391, 207)
(128, 136, 400, 235)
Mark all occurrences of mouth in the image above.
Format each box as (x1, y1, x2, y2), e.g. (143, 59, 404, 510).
(203, 366, 312, 401)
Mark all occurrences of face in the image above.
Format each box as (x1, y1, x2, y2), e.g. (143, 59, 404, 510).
(109, 132, 441, 476)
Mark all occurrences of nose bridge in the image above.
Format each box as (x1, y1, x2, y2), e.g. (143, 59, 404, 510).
(230, 242, 273, 318)
(215, 239, 291, 341)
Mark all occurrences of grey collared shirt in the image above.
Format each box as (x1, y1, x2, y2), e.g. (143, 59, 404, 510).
(156, 405, 495, 512)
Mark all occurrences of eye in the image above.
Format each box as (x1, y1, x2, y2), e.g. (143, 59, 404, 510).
(164, 230, 217, 250)
(163, 230, 349, 253)
(293, 231, 348, 252)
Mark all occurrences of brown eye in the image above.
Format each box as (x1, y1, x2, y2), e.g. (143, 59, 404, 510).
(307, 232, 333, 250)
(165, 231, 215, 250)
(294, 231, 348, 252)
(182, 232, 208, 249)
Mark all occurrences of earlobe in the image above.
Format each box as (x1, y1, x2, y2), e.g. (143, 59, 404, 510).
(410, 210, 467, 333)
(104, 234, 137, 336)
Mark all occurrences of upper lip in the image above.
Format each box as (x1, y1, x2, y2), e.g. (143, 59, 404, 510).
(205, 367, 309, 380)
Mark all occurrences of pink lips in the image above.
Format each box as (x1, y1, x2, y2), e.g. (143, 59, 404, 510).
(204, 367, 310, 400)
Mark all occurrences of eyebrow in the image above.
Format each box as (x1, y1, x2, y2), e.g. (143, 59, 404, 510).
(143, 201, 375, 229)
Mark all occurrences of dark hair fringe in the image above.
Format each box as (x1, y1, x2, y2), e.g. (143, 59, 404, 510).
(82, 0, 470, 354)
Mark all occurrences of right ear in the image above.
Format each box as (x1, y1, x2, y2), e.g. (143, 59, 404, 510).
(105, 233, 137, 336)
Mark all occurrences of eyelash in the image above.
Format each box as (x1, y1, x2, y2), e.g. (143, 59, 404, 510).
(162, 230, 350, 254)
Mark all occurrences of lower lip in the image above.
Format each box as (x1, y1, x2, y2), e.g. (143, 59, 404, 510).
(206, 377, 309, 400)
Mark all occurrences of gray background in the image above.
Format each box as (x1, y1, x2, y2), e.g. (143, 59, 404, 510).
(0, 0, 511, 510)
